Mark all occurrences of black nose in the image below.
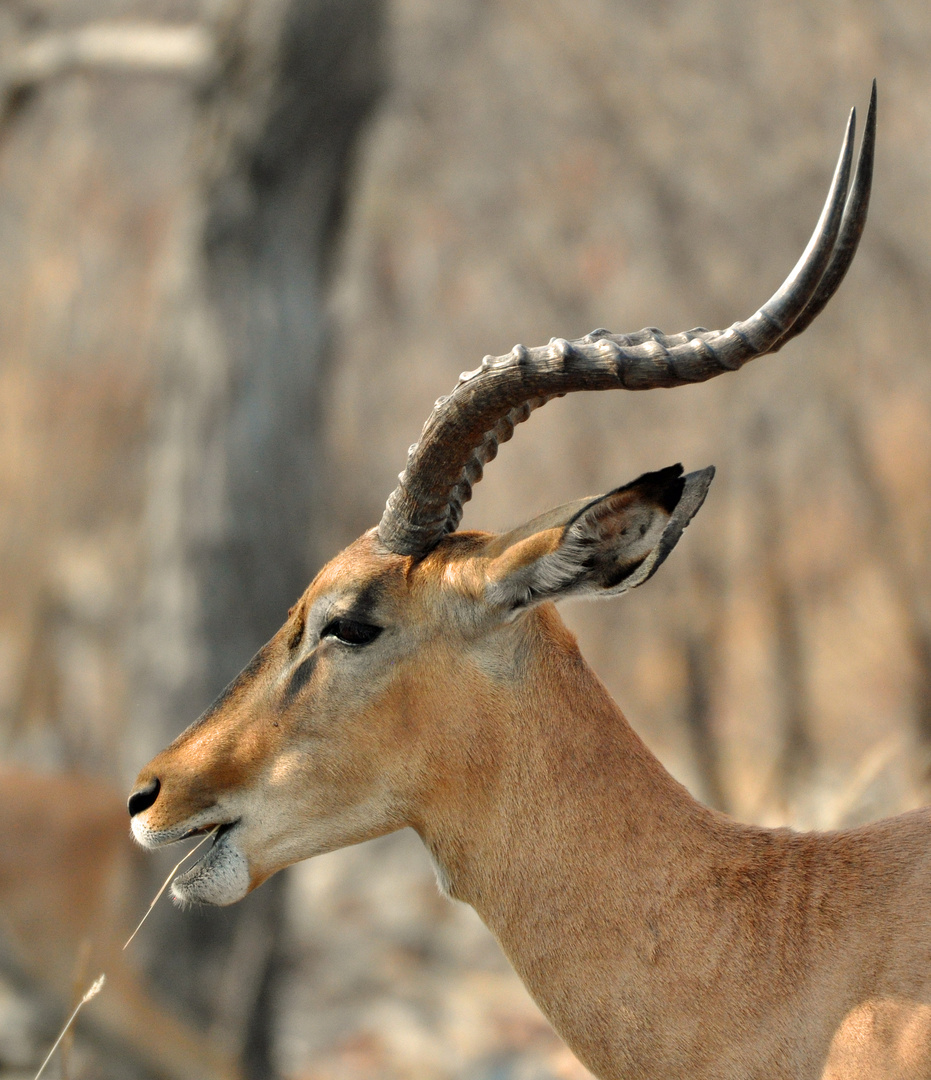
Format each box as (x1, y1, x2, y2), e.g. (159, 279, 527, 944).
(128, 777, 161, 817)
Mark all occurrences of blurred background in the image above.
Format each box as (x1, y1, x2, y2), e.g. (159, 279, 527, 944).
(0, 1, 929, 1077)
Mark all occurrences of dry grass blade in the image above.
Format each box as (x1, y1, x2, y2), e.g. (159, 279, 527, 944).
(31, 828, 218, 1078)
(32, 974, 105, 1080)
(62, 938, 92, 1080)
(123, 827, 219, 951)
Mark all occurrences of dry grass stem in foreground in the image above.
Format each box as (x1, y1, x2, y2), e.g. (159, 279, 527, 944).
(31, 828, 218, 1079)
(32, 975, 105, 1080)
(123, 827, 218, 950)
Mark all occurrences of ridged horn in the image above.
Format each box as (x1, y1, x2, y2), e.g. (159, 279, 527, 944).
(378, 83, 876, 558)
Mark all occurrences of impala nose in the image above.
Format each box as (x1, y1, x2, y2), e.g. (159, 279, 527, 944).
(128, 777, 161, 817)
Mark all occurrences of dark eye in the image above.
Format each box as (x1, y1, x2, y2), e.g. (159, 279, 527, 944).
(321, 618, 382, 646)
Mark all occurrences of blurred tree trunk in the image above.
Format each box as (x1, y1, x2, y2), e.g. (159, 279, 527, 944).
(0, 1, 383, 1076)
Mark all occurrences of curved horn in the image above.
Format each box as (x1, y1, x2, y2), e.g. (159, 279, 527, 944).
(378, 85, 877, 558)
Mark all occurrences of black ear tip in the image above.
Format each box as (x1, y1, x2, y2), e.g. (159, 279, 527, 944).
(614, 463, 686, 513)
(658, 472, 686, 514)
(650, 463, 685, 483)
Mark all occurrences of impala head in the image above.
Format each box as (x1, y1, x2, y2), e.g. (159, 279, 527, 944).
(129, 89, 875, 906)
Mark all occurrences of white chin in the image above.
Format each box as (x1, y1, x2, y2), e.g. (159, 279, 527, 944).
(171, 832, 251, 907)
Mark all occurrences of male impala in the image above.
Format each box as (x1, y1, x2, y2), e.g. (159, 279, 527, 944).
(129, 88, 931, 1079)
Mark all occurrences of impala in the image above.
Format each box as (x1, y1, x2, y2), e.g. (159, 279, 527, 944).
(129, 88, 931, 1080)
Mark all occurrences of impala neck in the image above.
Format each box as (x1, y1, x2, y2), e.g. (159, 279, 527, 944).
(413, 605, 764, 1079)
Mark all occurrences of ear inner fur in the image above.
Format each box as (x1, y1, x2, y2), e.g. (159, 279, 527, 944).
(485, 465, 714, 611)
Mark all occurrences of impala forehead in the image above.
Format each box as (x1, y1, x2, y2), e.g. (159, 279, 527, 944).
(300, 536, 406, 618)
(298, 529, 493, 631)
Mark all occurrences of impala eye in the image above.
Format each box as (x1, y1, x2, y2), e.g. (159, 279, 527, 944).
(321, 618, 382, 646)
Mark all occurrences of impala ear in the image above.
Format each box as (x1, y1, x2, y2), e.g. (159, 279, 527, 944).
(485, 464, 714, 612)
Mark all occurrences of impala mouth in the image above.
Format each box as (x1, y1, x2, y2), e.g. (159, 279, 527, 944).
(181, 820, 236, 843)
(170, 819, 250, 907)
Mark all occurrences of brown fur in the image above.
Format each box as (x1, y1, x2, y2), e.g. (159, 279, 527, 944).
(131, 514, 931, 1080)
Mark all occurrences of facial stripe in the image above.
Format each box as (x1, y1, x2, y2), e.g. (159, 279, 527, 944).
(285, 653, 318, 704)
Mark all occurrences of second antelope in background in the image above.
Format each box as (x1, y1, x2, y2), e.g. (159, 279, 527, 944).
(127, 87, 931, 1080)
